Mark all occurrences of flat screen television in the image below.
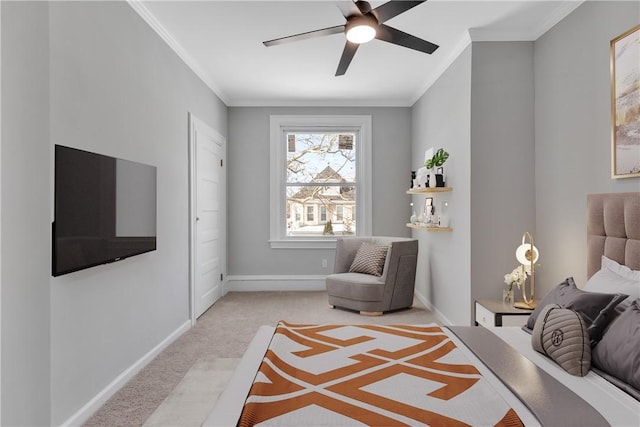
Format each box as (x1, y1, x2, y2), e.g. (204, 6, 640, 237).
(52, 145, 157, 276)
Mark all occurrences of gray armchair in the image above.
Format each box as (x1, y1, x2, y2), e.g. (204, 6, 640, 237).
(326, 236, 418, 315)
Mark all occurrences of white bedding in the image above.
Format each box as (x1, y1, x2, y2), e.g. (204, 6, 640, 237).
(490, 327, 640, 427)
(203, 325, 640, 427)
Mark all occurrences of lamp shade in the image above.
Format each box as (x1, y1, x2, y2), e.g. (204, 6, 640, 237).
(515, 233, 539, 265)
(513, 231, 538, 310)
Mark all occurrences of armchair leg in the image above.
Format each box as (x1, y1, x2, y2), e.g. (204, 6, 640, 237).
(329, 304, 335, 309)
(360, 311, 383, 316)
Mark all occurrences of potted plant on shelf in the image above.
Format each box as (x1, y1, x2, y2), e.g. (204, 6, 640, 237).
(424, 148, 449, 187)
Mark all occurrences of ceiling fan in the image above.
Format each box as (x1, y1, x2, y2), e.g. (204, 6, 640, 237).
(263, 0, 439, 76)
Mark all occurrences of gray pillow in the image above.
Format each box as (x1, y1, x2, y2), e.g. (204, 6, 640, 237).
(348, 243, 388, 276)
(592, 299, 640, 391)
(524, 277, 628, 343)
(532, 304, 591, 376)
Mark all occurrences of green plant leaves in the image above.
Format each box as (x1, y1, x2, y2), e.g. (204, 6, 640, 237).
(424, 148, 449, 169)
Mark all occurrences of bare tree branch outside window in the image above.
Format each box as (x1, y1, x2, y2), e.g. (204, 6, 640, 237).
(286, 133, 357, 236)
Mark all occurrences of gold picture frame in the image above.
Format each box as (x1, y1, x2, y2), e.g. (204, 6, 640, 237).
(610, 24, 640, 179)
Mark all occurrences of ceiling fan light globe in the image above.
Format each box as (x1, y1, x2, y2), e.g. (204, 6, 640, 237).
(346, 24, 376, 44)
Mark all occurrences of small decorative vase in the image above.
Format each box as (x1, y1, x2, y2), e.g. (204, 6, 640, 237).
(428, 171, 437, 188)
(503, 287, 514, 303)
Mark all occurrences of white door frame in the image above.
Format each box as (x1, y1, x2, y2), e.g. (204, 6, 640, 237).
(188, 113, 226, 325)
(0, 4, 4, 420)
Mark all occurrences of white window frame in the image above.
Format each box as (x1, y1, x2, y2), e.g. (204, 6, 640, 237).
(269, 115, 372, 249)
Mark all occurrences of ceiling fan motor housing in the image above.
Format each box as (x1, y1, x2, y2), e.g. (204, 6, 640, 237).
(346, 14, 379, 43)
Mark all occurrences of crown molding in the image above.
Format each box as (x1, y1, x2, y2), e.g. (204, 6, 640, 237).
(530, 1, 584, 40)
(409, 31, 472, 106)
(126, 0, 584, 108)
(411, 1, 584, 105)
(126, 0, 230, 105)
(469, 1, 584, 42)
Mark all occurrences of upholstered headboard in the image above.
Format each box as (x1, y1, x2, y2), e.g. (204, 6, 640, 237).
(587, 192, 640, 278)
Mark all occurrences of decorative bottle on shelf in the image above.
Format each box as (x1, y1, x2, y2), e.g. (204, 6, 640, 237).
(438, 200, 450, 227)
(428, 170, 437, 188)
(410, 211, 417, 224)
(435, 167, 445, 187)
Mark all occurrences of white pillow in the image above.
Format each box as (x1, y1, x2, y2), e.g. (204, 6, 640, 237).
(583, 256, 640, 300)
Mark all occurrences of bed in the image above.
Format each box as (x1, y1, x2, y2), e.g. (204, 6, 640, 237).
(204, 192, 640, 426)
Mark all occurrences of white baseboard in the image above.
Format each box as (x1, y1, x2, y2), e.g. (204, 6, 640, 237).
(225, 275, 327, 292)
(413, 290, 453, 326)
(61, 320, 192, 427)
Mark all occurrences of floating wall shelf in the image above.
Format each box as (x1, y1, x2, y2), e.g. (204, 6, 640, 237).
(406, 187, 453, 194)
(406, 223, 453, 232)
(406, 186, 453, 232)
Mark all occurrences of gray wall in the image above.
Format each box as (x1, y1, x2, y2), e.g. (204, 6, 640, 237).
(469, 42, 535, 314)
(411, 41, 535, 326)
(2, 1, 227, 425)
(227, 107, 411, 278)
(412, 1, 638, 325)
(411, 46, 472, 326)
(1, 2, 51, 424)
(534, 1, 640, 295)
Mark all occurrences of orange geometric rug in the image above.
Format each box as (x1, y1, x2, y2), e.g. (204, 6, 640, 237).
(238, 322, 523, 426)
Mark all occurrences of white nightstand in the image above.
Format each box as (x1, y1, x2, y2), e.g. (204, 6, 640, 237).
(474, 299, 534, 328)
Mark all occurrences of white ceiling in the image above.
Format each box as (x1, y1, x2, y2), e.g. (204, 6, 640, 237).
(132, 0, 582, 106)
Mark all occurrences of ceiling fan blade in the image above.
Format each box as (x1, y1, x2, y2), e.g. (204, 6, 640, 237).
(376, 24, 439, 54)
(354, 0, 372, 15)
(335, 41, 359, 76)
(372, 1, 426, 23)
(263, 25, 345, 47)
(336, 1, 361, 18)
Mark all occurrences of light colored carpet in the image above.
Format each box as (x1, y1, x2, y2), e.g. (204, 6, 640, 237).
(83, 291, 438, 426)
(142, 357, 239, 427)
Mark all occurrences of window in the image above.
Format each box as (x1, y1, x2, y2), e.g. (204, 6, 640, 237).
(270, 116, 372, 248)
(320, 205, 327, 223)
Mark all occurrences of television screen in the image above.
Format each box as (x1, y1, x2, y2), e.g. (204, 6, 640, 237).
(53, 145, 157, 276)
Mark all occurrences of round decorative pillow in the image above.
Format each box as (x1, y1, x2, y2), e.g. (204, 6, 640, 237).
(531, 304, 591, 377)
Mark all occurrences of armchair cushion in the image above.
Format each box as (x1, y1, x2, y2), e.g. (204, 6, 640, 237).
(326, 273, 385, 302)
(349, 242, 389, 276)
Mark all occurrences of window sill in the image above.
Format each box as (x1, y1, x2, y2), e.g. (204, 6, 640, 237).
(269, 239, 337, 249)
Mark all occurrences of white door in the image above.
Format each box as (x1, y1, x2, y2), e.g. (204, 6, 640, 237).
(190, 115, 225, 320)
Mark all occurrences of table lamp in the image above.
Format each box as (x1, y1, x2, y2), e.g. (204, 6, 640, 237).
(514, 232, 538, 310)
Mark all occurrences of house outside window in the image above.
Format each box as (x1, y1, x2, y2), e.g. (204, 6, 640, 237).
(320, 205, 327, 223)
(270, 116, 372, 249)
